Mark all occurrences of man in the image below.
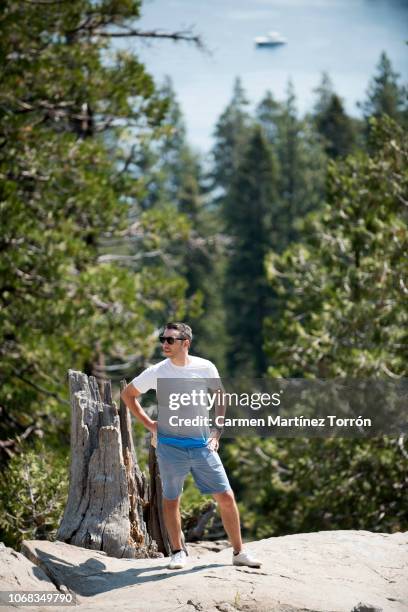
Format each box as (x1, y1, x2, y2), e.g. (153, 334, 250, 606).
(121, 321, 261, 570)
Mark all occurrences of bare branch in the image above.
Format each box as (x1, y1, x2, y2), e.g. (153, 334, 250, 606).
(397, 434, 408, 459)
(13, 372, 70, 406)
(93, 359, 140, 372)
(93, 27, 204, 49)
(186, 502, 217, 541)
(97, 250, 163, 263)
(114, 144, 137, 178)
(0, 425, 37, 448)
(20, 0, 70, 4)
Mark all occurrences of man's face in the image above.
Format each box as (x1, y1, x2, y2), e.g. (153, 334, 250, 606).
(160, 328, 189, 358)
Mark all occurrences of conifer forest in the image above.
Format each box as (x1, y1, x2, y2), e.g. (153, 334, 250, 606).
(1, 0, 407, 549)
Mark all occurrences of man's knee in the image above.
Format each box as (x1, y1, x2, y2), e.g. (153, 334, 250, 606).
(213, 489, 236, 507)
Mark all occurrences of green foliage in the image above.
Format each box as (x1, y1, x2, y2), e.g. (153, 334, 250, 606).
(220, 115, 408, 539)
(133, 79, 228, 368)
(313, 72, 336, 117)
(223, 436, 408, 539)
(257, 81, 327, 252)
(314, 93, 357, 159)
(2, 3, 407, 548)
(180, 474, 212, 515)
(312, 71, 362, 155)
(0, 441, 69, 548)
(211, 77, 252, 197)
(359, 52, 407, 126)
(0, 0, 190, 456)
(179, 475, 223, 541)
(223, 126, 278, 377)
(265, 116, 407, 378)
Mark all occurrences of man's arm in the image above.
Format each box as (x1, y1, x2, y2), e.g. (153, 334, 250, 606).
(120, 384, 157, 434)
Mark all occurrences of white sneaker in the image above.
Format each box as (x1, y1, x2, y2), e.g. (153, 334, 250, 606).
(167, 550, 187, 569)
(232, 549, 262, 568)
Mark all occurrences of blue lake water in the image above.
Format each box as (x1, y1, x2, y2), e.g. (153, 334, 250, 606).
(131, 0, 408, 152)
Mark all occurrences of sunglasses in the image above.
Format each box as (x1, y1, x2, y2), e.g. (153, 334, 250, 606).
(159, 335, 186, 345)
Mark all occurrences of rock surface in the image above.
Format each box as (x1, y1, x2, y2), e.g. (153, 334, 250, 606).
(0, 542, 58, 593)
(1, 531, 407, 612)
(0, 542, 59, 611)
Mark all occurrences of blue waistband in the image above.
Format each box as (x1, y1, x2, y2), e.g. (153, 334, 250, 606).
(157, 434, 209, 448)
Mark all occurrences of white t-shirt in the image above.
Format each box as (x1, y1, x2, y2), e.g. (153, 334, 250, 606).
(131, 355, 220, 394)
(131, 355, 221, 446)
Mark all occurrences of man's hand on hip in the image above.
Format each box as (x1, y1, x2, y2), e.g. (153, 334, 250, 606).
(207, 430, 221, 452)
(148, 421, 158, 434)
(149, 421, 158, 448)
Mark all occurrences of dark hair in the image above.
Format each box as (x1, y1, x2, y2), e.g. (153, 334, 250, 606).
(164, 322, 193, 343)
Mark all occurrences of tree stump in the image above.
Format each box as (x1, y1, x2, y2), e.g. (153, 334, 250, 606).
(57, 370, 166, 558)
(147, 443, 172, 556)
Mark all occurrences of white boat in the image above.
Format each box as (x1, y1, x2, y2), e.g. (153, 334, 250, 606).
(255, 31, 287, 47)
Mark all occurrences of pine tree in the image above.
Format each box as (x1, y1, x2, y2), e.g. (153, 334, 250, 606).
(227, 117, 408, 541)
(264, 116, 407, 378)
(223, 126, 278, 377)
(176, 145, 228, 371)
(257, 81, 327, 253)
(315, 93, 356, 159)
(256, 90, 282, 144)
(359, 52, 407, 126)
(0, 1, 195, 458)
(132, 79, 228, 369)
(211, 77, 252, 197)
(313, 72, 335, 117)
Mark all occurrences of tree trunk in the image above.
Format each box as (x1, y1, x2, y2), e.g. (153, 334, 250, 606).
(57, 370, 168, 558)
(147, 443, 172, 556)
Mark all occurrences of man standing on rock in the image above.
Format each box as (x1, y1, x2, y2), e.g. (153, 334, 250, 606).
(121, 321, 262, 570)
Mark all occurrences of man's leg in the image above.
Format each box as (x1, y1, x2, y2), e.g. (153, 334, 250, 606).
(162, 496, 183, 551)
(156, 443, 189, 554)
(212, 489, 242, 554)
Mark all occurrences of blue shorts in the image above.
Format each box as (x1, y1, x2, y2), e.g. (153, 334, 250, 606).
(156, 442, 232, 500)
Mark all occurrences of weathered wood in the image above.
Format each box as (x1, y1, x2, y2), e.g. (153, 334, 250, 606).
(57, 371, 98, 541)
(185, 502, 217, 542)
(119, 379, 152, 553)
(147, 443, 171, 556)
(57, 370, 161, 559)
